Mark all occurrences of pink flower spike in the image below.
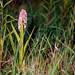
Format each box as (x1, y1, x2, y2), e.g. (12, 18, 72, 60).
(18, 9, 27, 31)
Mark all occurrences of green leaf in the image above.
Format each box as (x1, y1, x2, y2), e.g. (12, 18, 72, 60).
(11, 22, 20, 42)
(9, 33, 15, 54)
(44, 0, 49, 5)
(27, 41, 38, 61)
(0, 1, 3, 7)
(41, 3, 49, 11)
(3, 0, 12, 8)
(0, 38, 2, 54)
(28, 0, 33, 14)
(24, 26, 35, 56)
(4, 15, 17, 21)
(40, 13, 47, 21)
(7, 28, 15, 54)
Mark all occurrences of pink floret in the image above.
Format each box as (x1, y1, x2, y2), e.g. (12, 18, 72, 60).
(18, 9, 27, 31)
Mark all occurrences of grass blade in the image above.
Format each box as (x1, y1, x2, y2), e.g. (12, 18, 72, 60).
(11, 22, 20, 42)
(24, 26, 35, 54)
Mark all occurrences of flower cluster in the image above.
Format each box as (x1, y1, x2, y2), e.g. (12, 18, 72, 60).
(18, 9, 27, 31)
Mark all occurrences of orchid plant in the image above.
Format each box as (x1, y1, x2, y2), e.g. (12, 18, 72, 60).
(9, 9, 35, 68)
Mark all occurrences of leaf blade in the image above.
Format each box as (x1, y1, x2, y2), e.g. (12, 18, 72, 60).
(11, 22, 20, 42)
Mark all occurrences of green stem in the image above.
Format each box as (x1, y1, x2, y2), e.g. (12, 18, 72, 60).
(0, 1, 3, 69)
(19, 20, 24, 67)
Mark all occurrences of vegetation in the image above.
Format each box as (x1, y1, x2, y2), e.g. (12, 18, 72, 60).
(0, 0, 75, 75)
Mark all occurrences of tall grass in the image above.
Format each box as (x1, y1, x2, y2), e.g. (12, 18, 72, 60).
(0, 0, 75, 75)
